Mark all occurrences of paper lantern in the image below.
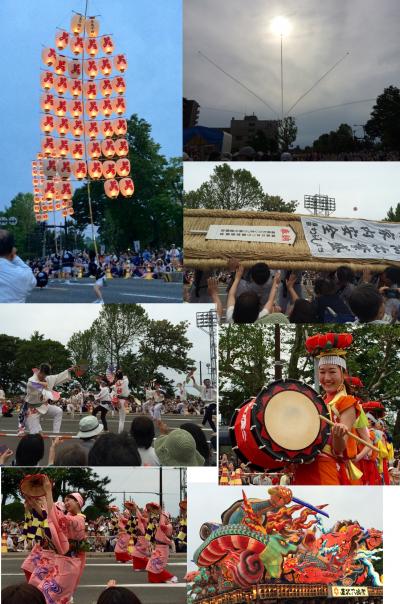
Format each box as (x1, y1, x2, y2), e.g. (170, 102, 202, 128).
(41, 213, 49, 221)
(69, 99, 83, 117)
(85, 59, 98, 79)
(40, 71, 54, 91)
(62, 209, 68, 217)
(57, 139, 70, 157)
(119, 177, 134, 197)
(54, 75, 68, 95)
(32, 177, 39, 185)
(57, 181, 73, 199)
(34, 204, 40, 213)
(113, 118, 127, 136)
(85, 120, 100, 140)
(40, 115, 55, 134)
(86, 16, 99, 37)
(84, 82, 97, 100)
(101, 35, 114, 54)
(54, 99, 67, 117)
(116, 158, 130, 177)
(86, 100, 99, 119)
(100, 98, 113, 117)
(54, 56, 67, 75)
(88, 160, 102, 179)
(61, 200, 68, 209)
(70, 35, 84, 55)
(43, 180, 56, 200)
(41, 47, 57, 67)
(114, 54, 128, 73)
(102, 160, 116, 179)
(71, 13, 85, 34)
(102, 120, 114, 138)
(100, 78, 113, 97)
(46, 202, 55, 212)
(112, 97, 126, 116)
(85, 37, 99, 57)
(113, 76, 126, 95)
(68, 59, 82, 79)
(43, 159, 57, 177)
(101, 139, 115, 158)
(114, 138, 129, 157)
(41, 136, 55, 156)
(68, 79, 82, 97)
(71, 118, 84, 137)
(88, 140, 101, 158)
(56, 117, 69, 136)
(71, 141, 84, 159)
(104, 179, 119, 198)
(98, 57, 112, 76)
(73, 161, 87, 180)
(55, 30, 69, 50)
(67, 207, 75, 216)
(56, 159, 72, 179)
(41, 93, 54, 113)
(55, 201, 62, 211)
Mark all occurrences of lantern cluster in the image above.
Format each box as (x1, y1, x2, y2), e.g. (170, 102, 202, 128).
(34, 11, 134, 221)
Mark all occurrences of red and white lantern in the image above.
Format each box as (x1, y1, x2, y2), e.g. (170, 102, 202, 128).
(102, 120, 114, 138)
(101, 139, 115, 158)
(41, 136, 56, 156)
(84, 81, 97, 100)
(43, 159, 57, 178)
(43, 180, 56, 201)
(85, 37, 99, 57)
(113, 76, 126, 95)
(40, 71, 54, 91)
(100, 78, 113, 97)
(56, 117, 69, 136)
(68, 79, 82, 97)
(54, 75, 68, 95)
(86, 100, 99, 119)
(98, 57, 112, 76)
(70, 35, 84, 55)
(85, 59, 98, 79)
(85, 120, 100, 140)
(102, 160, 117, 179)
(55, 30, 69, 50)
(86, 17, 100, 38)
(73, 161, 87, 180)
(54, 56, 67, 75)
(57, 181, 73, 199)
(54, 98, 67, 117)
(71, 141, 84, 159)
(41, 47, 57, 67)
(112, 97, 126, 116)
(67, 207, 75, 216)
(114, 54, 128, 73)
(41, 93, 54, 113)
(101, 35, 114, 54)
(113, 118, 127, 136)
(88, 160, 102, 179)
(34, 204, 40, 213)
(114, 138, 129, 157)
(116, 158, 130, 177)
(104, 179, 119, 199)
(100, 98, 113, 117)
(71, 118, 84, 137)
(56, 159, 72, 179)
(57, 139, 70, 157)
(68, 59, 82, 79)
(40, 115, 54, 134)
(88, 141, 102, 158)
(69, 99, 83, 117)
(119, 177, 134, 197)
(71, 13, 85, 34)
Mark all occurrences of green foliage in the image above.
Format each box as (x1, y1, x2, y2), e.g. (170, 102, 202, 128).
(278, 116, 298, 151)
(0, 334, 21, 391)
(312, 123, 356, 154)
(365, 86, 400, 151)
(0, 193, 44, 259)
(1, 501, 25, 522)
(384, 203, 400, 222)
(259, 194, 298, 213)
(248, 129, 279, 154)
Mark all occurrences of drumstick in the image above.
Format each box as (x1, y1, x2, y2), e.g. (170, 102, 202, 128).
(0, 432, 75, 440)
(318, 416, 379, 453)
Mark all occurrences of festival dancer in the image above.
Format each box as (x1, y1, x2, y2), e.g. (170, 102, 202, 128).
(110, 504, 132, 563)
(92, 379, 112, 432)
(143, 383, 155, 415)
(175, 500, 187, 553)
(356, 404, 383, 486)
(111, 370, 131, 433)
(66, 387, 84, 418)
(151, 385, 165, 421)
(132, 505, 151, 571)
(145, 503, 178, 583)
(21, 474, 87, 604)
(88, 250, 106, 304)
(190, 372, 217, 432)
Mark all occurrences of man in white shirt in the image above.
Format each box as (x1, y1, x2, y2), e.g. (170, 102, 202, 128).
(111, 370, 130, 433)
(0, 230, 36, 302)
(93, 379, 112, 431)
(190, 374, 217, 432)
(151, 385, 165, 421)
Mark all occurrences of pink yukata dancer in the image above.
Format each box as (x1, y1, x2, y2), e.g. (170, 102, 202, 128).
(145, 503, 178, 584)
(111, 502, 133, 563)
(131, 504, 151, 571)
(20, 473, 87, 604)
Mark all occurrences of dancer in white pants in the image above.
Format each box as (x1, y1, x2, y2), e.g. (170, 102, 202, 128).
(111, 370, 130, 433)
(151, 386, 165, 421)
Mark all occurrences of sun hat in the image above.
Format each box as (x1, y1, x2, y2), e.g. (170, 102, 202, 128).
(69, 492, 84, 509)
(76, 415, 104, 439)
(155, 429, 205, 466)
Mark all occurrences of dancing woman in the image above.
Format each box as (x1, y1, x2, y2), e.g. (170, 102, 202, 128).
(110, 504, 132, 563)
(145, 503, 178, 584)
(111, 370, 130, 433)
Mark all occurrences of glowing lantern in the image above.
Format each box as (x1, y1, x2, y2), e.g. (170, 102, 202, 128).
(113, 76, 126, 95)
(42, 47, 57, 67)
(32, 178, 39, 185)
(56, 159, 72, 179)
(54, 75, 68, 95)
(55, 201, 62, 211)
(88, 140, 101, 158)
(41, 137, 55, 156)
(100, 78, 113, 97)
(85, 59, 98, 79)
(100, 98, 113, 117)
(101, 35, 114, 54)
(54, 98, 67, 117)
(114, 138, 129, 157)
(70, 35, 84, 55)
(102, 160, 116, 179)
(41, 93, 54, 113)
(71, 141, 84, 159)
(55, 30, 69, 50)
(101, 120, 114, 138)
(88, 160, 102, 179)
(114, 54, 127, 73)
(61, 200, 68, 209)
(46, 202, 54, 212)
(34, 204, 40, 213)
(86, 100, 99, 119)
(101, 139, 115, 158)
(73, 161, 87, 180)
(57, 139, 70, 157)
(84, 82, 97, 100)
(86, 16, 99, 37)
(71, 118, 84, 137)
(98, 57, 112, 76)
(40, 115, 54, 134)
(113, 118, 127, 136)
(68, 59, 82, 79)
(112, 97, 126, 116)
(43, 159, 57, 177)
(85, 37, 99, 57)
(40, 71, 54, 91)
(62, 209, 68, 217)
(68, 79, 82, 97)
(67, 207, 75, 216)
(104, 179, 119, 199)
(43, 180, 56, 200)
(56, 117, 69, 136)
(69, 99, 83, 117)
(116, 158, 130, 177)
(54, 56, 67, 75)
(85, 120, 100, 140)
(57, 181, 73, 199)
(42, 213, 49, 221)
(71, 13, 85, 34)
(119, 177, 134, 197)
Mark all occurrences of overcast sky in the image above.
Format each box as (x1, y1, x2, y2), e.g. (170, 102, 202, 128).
(184, 0, 400, 146)
(184, 162, 400, 221)
(0, 303, 214, 383)
(0, 0, 181, 211)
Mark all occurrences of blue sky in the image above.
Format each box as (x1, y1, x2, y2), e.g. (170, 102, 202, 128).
(0, 0, 182, 210)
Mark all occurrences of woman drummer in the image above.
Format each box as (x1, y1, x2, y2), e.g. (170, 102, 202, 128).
(294, 333, 371, 486)
(21, 474, 87, 603)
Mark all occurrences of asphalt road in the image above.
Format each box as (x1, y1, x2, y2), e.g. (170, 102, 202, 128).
(0, 412, 216, 466)
(26, 278, 183, 303)
(2, 552, 187, 604)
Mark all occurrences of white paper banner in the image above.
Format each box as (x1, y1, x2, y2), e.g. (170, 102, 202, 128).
(205, 224, 296, 244)
(301, 217, 400, 261)
(328, 586, 369, 598)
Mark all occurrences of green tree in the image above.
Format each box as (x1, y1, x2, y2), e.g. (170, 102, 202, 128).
(0, 334, 22, 391)
(67, 328, 97, 388)
(384, 203, 400, 222)
(259, 194, 298, 213)
(313, 123, 356, 154)
(248, 129, 279, 154)
(278, 116, 298, 151)
(138, 320, 195, 377)
(14, 336, 71, 384)
(365, 86, 400, 150)
(0, 193, 44, 259)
